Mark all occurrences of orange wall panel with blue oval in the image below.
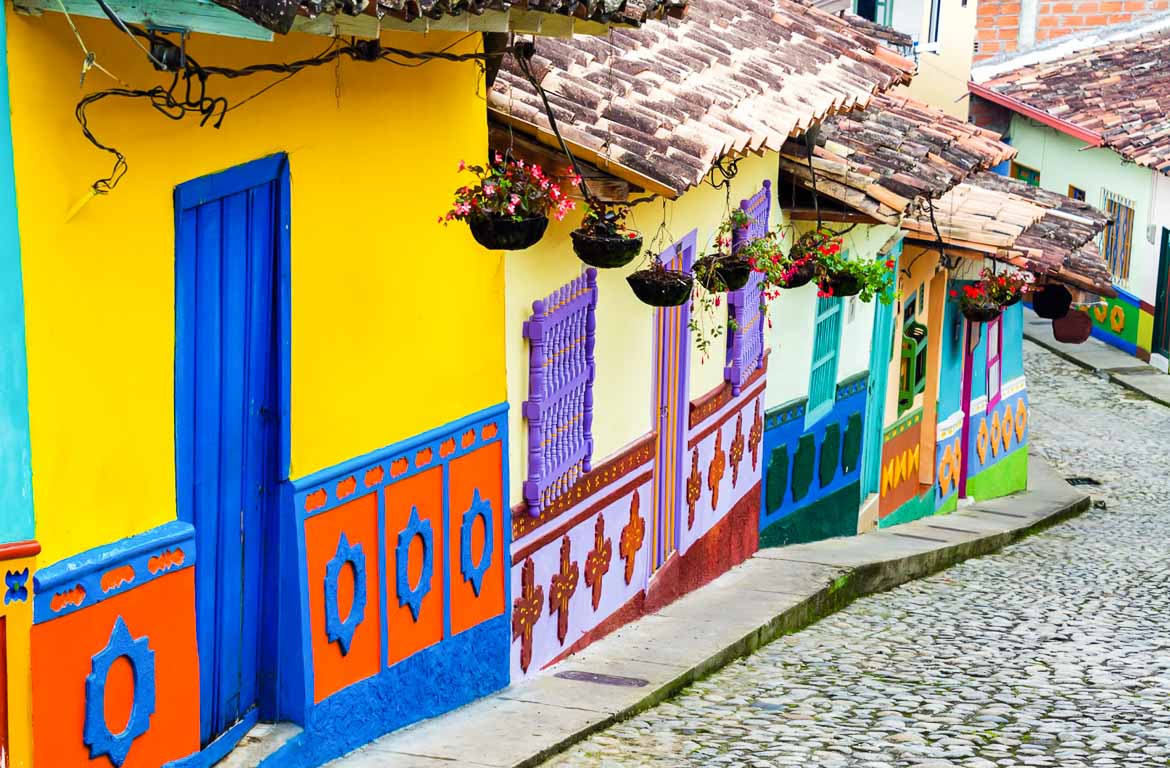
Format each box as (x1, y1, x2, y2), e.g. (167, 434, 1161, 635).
(305, 492, 381, 704)
(449, 441, 505, 636)
(30, 522, 199, 768)
(385, 467, 444, 667)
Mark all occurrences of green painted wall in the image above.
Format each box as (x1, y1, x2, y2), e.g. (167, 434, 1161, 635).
(1010, 116, 1156, 303)
(968, 445, 1029, 501)
(760, 480, 861, 548)
(879, 490, 936, 528)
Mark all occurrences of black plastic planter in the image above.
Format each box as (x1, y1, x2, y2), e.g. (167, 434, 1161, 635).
(468, 215, 549, 251)
(571, 229, 643, 268)
(627, 267, 694, 307)
(961, 303, 1002, 323)
(782, 260, 816, 289)
(1002, 293, 1023, 308)
(1052, 309, 1092, 343)
(820, 272, 861, 297)
(694, 255, 752, 293)
(1032, 284, 1072, 319)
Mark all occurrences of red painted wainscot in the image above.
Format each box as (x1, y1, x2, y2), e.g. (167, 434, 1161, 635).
(509, 360, 766, 679)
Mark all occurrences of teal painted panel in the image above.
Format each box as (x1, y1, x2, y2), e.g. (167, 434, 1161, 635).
(0, 2, 34, 544)
(16, 0, 274, 41)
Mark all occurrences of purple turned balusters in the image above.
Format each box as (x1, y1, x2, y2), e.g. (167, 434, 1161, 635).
(726, 181, 772, 395)
(522, 268, 599, 516)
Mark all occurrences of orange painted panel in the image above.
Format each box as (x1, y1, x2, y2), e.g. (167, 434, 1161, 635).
(385, 467, 444, 666)
(449, 442, 505, 636)
(31, 569, 200, 768)
(305, 493, 381, 703)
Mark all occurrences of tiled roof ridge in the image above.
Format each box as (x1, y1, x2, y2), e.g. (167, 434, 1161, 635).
(488, 0, 915, 196)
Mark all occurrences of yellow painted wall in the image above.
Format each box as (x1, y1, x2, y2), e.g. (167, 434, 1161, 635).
(8, 16, 499, 563)
(900, 0, 976, 117)
(505, 154, 777, 505)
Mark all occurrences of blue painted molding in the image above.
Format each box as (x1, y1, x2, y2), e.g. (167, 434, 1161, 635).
(1089, 324, 1139, 356)
(84, 616, 156, 767)
(33, 520, 195, 623)
(1110, 284, 1144, 309)
(0, 1, 34, 545)
(459, 489, 493, 597)
(764, 398, 807, 431)
(292, 402, 508, 517)
(323, 534, 366, 655)
(395, 507, 433, 622)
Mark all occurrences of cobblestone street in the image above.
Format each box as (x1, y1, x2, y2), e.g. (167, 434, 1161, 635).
(544, 341, 1170, 768)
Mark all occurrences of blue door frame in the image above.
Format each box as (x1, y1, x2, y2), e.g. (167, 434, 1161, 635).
(861, 238, 901, 498)
(175, 154, 291, 752)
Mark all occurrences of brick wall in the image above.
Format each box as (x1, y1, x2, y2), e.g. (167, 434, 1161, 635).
(975, 0, 1169, 60)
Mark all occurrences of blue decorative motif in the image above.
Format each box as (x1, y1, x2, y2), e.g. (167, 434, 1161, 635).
(324, 533, 367, 655)
(395, 506, 433, 622)
(4, 568, 28, 604)
(84, 616, 156, 768)
(459, 489, 494, 597)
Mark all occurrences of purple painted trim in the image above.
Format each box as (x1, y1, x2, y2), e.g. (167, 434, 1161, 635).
(958, 322, 978, 498)
(726, 181, 771, 396)
(522, 269, 599, 516)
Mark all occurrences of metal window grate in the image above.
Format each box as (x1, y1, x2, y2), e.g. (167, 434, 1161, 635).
(522, 269, 598, 515)
(726, 181, 771, 395)
(1102, 191, 1135, 282)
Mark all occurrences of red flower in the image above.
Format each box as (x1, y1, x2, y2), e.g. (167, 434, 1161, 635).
(885, 260, 895, 269)
(949, 289, 958, 298)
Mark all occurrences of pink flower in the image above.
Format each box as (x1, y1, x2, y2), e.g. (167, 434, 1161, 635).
(507, 203, 516, 215)
(458, 160, 466, 171)
(483, 184, 496, 196)
(510, 194, 521, 205)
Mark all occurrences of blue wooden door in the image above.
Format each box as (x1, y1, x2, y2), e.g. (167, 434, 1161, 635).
(861, 239, 901, 498)
(175, 155, 287, 748)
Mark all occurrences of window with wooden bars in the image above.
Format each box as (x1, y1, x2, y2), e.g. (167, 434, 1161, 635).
(521, 270, 598, 515)
(1102, 191, 1136, 282)
(1010, 161, 1040, 187)
(807, 295, 843, 423)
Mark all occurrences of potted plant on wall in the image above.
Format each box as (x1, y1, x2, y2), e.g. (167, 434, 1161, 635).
(442, 155, 575, 250)
(693, 209, 754, 293)
(953, 281, 1002, 323)
(571, 203, 643, 268)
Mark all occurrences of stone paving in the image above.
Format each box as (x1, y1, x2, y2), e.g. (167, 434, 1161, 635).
(542, 341, 1170, 768)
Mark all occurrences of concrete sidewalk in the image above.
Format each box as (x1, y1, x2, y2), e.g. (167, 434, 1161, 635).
(329, 460, 1090, 768)
(1023, 308, 1170, 407)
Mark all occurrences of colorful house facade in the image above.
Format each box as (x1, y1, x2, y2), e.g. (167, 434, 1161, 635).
(970, 21, 1170, 369)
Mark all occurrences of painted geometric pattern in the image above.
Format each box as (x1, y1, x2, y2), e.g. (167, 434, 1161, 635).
(84, 617, 156, 767)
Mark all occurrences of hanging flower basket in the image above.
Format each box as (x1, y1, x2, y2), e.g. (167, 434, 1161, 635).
(820, 271, 862, 297)
(781, 259, 816, 289)
(442, 155, 574, 251)
(469, 215, 549, 251)
(694, 254, 752, 293)
(571, 229, 643, 268)
(981, 267, 1032, 309)
(961, 303, 1002, 323)
(627, 263, 694, 307)
(1002, 293, 1023, 307)
(1052, 309, 1092, 343)
(1032, 284, 1072, 319)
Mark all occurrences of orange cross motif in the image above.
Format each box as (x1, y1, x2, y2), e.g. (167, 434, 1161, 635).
(619, 491, 644, 585)
(512, 558, 544, 673)
(685, 448, 702, 529)
(583, 514, 612, 611)
(748, 399, 763, 470)
(548, 535, 579, 645)
(708, 430, 726, 511)
(729, 413, 745, 487)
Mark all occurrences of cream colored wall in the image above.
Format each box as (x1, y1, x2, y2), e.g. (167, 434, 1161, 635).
(900, 0, 977, 117)
(762, 222, 898, 410)
(505, 154, 779, 505)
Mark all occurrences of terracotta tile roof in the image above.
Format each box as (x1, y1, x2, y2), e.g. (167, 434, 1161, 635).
(976, 28, 1170, 174)
(778, 93, 1016, 222)
(903, 172, 1115, 296)
(215, 0, 684, 35)
(488, 0, 916, 197)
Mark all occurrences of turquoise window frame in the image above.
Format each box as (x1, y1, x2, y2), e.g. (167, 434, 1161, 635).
(806, 295, 843, 426)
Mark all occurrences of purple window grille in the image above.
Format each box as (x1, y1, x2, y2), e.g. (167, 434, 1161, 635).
(522, 269, 598, 516)
(725, 180, 771, 395)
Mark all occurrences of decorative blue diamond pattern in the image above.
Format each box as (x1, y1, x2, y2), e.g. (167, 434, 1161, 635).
(396, 506, 434, 622)
(459, 488, 495, 597)
(84, 616, 156, 768)
(324, 532, 367, 655)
